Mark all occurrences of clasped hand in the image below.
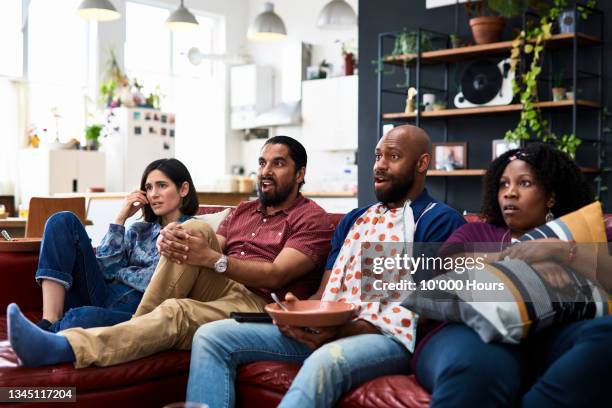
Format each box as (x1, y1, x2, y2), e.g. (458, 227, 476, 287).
(156, 222, 214, 266)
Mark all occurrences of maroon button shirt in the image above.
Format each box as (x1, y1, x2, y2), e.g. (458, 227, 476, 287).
(216, 194, 335, 301)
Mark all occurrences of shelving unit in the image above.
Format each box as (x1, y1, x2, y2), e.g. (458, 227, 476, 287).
(383, 32, 601, 66)
(383, 99, 601, 120)
(375, 5, 605, 205)
(428, 167, 599, 177)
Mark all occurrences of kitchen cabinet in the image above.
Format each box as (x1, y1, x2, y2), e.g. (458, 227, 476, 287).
(302, 75, 358, 151)
(18, 149, 105, 206)
(230, 65, 274, 130)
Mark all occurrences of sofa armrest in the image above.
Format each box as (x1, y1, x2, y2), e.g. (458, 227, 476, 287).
(0, 251, 41, 313)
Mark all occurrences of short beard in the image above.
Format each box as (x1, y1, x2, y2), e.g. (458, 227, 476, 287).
(258, 183, 294, 207)
(375, 169, 415, 205)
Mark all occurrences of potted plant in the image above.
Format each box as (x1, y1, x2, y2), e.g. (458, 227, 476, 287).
(449, 33, 462, 48)
(337, 40, 357, 76)
(552, 71, 566, 101)
(464, 0, 505, 45)
(465, 0, 544, 45)
(85, 124, 103, 151)
(372, 30, 432, 74)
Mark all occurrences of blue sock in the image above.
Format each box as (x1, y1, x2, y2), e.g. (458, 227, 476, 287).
(7, 303, 75, 367)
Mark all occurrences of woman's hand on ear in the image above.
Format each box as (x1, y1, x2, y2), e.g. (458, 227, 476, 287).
(115, 190, 149, 225)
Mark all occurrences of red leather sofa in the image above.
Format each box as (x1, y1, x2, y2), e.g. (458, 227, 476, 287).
(2, 207, 608, 407)
(0, 206, 431, 408)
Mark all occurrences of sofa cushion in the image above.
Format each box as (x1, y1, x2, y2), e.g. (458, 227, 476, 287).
(0, 252, 41, 312)
(195, 207, 232, 231)
(0, 316, 191, 393)
(236, 361, 431, 408)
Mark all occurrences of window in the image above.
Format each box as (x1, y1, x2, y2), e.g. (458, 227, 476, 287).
(0, 0, 23, 77)
(125, 1, 226, 186)
(27, 0, 92, 142)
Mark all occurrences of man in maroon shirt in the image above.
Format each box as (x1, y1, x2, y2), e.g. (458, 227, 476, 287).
(7, 136, 335, 368)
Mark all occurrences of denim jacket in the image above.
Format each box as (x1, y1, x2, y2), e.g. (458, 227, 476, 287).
(95, 215, 191, 292)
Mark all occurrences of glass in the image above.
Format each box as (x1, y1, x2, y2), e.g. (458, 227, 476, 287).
(18, 204, 28, 219)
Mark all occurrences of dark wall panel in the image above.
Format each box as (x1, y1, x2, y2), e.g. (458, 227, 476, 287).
(358, 0, 611, 212)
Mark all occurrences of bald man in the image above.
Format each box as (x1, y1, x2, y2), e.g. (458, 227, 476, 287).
(185, 125, 466, 408)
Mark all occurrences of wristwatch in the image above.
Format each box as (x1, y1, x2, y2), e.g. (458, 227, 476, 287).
(214, 254, 228, 273)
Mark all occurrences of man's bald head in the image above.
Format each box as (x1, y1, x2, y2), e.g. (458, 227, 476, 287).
(373, 125, 432, 207)
(383, 125, 432, 157)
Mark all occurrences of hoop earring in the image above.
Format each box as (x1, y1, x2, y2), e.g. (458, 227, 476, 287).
(545, 209, 554, 223)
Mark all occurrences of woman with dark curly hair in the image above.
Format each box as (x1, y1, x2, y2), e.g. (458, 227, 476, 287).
(413, 143, 612, 407)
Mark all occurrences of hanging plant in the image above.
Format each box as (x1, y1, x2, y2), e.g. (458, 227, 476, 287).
(505, 0, 597, 158)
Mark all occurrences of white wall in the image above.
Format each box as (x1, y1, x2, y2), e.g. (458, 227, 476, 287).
(239, 0, 358, 176)
(95, 0, 249, 190)
(246, 0, 358, 90)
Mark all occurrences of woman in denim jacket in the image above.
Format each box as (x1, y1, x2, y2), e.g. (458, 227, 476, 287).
(35, 158, 198, 332)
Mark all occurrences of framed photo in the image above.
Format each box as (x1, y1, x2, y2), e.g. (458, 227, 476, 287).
(432, 142, 467, 170)
(160, 127, 167, 136)
(492, 139, 521, 160)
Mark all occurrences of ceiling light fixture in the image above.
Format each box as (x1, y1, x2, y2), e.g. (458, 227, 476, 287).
(317, 0, 357, 30)
(76, 0, 121, 22)
(165, 0, 199, 30)
(247, 2, 287, 42)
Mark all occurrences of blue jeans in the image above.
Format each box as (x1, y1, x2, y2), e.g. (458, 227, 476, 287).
(35, 212, 142, 332)
(416, 318, 612, 408)
(186, 320, 412, 408)
(415, 324, 526, 408)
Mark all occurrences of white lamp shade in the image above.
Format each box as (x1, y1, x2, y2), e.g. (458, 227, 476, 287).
(165, 1, 199, 30)
(247, 2, 287, 42)
(317, 0, 357, 29)
(76, 0, 120, 22)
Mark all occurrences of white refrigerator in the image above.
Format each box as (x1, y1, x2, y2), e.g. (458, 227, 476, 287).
(103, 107, 176, 192)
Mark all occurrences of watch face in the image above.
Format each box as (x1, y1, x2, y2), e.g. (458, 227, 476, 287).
(215, 256, 227, 272)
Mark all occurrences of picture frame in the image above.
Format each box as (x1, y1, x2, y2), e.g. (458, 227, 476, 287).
(432, 142, 467, 171)
(492, 139, 521, 160)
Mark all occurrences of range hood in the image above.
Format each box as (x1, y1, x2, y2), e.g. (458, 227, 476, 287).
(254, 100, 302, 127)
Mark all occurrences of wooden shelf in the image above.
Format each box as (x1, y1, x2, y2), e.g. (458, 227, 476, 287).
(429, 167, 600, 177)
(383, 99, 601, 120)
(384, 33, 601, 66)
(429, 169, 486, 176)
